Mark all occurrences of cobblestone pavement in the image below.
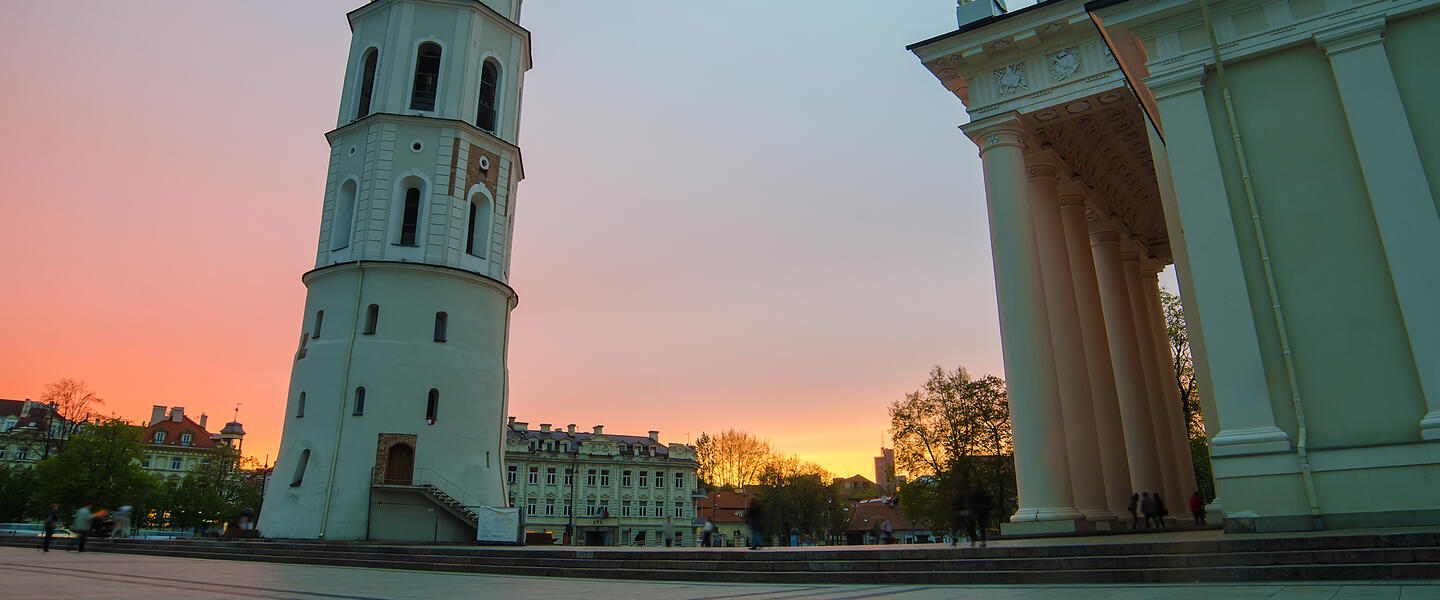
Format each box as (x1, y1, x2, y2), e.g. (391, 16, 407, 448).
(4, 547, 1438, 600)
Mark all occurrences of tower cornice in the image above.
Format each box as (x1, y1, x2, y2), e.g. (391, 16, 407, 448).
(303, 260, 519, 309)
(346, 0, 533, 71)
(325, 112, 525, 182)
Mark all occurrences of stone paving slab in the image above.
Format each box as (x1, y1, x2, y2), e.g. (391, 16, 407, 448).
(4, 547, 1438, 600)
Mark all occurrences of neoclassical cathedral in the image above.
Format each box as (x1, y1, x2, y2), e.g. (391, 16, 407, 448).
(260, 0, 529, 541)
(912, 0, 1440, 532)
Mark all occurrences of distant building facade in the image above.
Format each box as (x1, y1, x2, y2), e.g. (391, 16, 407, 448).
(695, 490, 751, 546)
(504, 421, 702, 546)
(139, 406, 245, 482)
(0, 399, 64, 467)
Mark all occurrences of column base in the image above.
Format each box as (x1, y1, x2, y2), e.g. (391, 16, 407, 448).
(1210, 426, 1291, 457)
(1009, 506, 1086, 522)
(1420, 411, 1440, 441)
(1001, 519, 1095, 536)
(1081, 508, 1119, 522)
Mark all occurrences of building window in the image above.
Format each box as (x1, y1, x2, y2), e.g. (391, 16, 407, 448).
(140, 455, 149, 468)
(639, 503, 648, 517)
(528, 441, 536, 452)
(654, 501, 664, 518)
(545, 498, 555, 516)
(466, 196, 491, 257)
(599, 499, 609, 516)
(297, 392, 306, 418)
(426, 389, 439, 423)
(675, 472, 684, 489)
(16, 449, 27, 461)
(526, 498, 536, 516)
(621, 471, 632, 487)
(476, 59, 499, 132)
(675, 502, 684, 518)
(655, 471, 664, 488)
(399, 187, 421, 246)
(180, 433, 192, 446)
(154, 431, 166, 444)
(363, 304, 379, 335)
(527, 466, 538, 484)
(433, 312, 447, 342)
(638, 470, 647, 487)
(562, 502, 571, 517)
(586, 469, 596, 486)
(563, 468, 574, 486)
(333, 179, 358, 250)
(353, 387, 366, 416)
(561, 442, 569, 452)
(357, 48, 379, 119)
(506, 465, 517, 485)
(586, 499, 597, 516)
(621, 500, 631, 517)
(600, 469, 610, 486)
(409, 42, 441, 111)
(313, 310, 325, 339)
(171, 457, 182, 470)
(545, 468, 556, 485)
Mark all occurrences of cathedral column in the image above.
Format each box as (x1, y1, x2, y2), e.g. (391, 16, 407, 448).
(964, 118, 1081, 524)
(1317, 21, 1440, 438)
(1090, 230, 1164, 496)
(1141, 263, 1197, 502)
(1126, 253, 1183, 506)
(1027, 160, 1114, 522)
(1061, 194, 1132, 518)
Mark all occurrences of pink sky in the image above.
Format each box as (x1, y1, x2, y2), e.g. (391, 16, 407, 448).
(1, 0, 1167, 480)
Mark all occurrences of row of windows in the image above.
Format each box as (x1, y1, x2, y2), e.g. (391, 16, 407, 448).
(508, 466, 686, 489)
(150, 430, 194, 446)
(526, 439, 664, 457)
(294, 389, 439, 422)
(140, 455, 186, 470)
(329, 179, 494, 263)
(354, 44, 503, 134)
(303, 307, 448, 346)
(516, 497, 689, 519)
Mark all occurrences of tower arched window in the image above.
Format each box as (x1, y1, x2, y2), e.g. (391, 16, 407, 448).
(357, 48, 379, 119)
(290, 449, 311, 487)
(409, 42, 442, 111)
(363, 304, 379, 335)
(296, 392, 306, 418)
(476, 59, 499, 133)
(426, 389, 439, 423)
(333, 179, 357, 249)
(312, 310, 324, 339)
(433, 312, 448, 342)
(399, 187, 421, 246)
(353, 386, 366, 416)
(466, 193, 492, 257)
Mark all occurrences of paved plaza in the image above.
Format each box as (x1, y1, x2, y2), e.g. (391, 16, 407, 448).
(4, 547, 1438, 600)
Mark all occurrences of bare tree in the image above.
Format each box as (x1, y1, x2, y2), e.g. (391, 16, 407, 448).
(694, 428, 773, 489)
(23, 378, 105, 458)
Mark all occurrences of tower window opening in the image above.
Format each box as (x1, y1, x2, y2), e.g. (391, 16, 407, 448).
(313, 310, 324, 339)
(434, 311, 448, 342)
(357, 48, 379, 119)
(353, 386, 366, 416)
(477, 59, 499, 132)
(333, 179, 357, 250)
(290, 448, 311, 487)
(409, 42, 441, 111)
(399, 187, 421, 246)
(426, 389, 439, 423)
(297, 392, 306, 418)
(363, 304, 379, 335)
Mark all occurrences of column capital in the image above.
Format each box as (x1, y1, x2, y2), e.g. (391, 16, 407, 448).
(1058, 193, 1086, 208)
(1120, 250, 1141, 263)
(1027, 164, 1059, 180)
(961, 113, 1026, 158)
(1138, 262, 1162, 278)
(1090, 230, 1121, 246)
(1315, 18, 1385, 57)
(1146, 66, 1207, 102)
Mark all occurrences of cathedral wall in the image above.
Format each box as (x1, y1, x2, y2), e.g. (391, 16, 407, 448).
(1386, 8, 1440, 217)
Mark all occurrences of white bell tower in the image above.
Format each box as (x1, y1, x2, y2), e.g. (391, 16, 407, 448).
(259, 0, 531, 541)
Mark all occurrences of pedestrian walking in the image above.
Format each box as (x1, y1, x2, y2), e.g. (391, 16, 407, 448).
(662, 517, 676, 547)
(1153, 493, 1169, 528)
(951, 485, 972, 546)
(42, 504, 58, 552)
(1127, 493, 1141, 529)
(1189, 491, 1205, 526)
(701, 518, 716, 547)
(1140, 492, 1156, 528)
(745, 499, 765, 550)
(880, 519, 894, 544)
(70, 503, 94, 553)
(112, 505, 132, 539)
(967, 484, 994, 548)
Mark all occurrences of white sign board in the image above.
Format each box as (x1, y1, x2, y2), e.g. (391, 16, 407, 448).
(473, 506, 521, 544)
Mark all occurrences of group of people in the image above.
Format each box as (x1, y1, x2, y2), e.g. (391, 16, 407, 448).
(41, 502, 133, 553)
(1127, 491, 1208, 528)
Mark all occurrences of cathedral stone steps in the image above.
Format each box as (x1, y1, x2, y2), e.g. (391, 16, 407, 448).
(4, 530, 1438, 584)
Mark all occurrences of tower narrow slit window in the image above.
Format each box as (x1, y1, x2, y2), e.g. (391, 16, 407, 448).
(333, 179, 357, 249)
(426, 388, 439, 423)
(313, 310, 324, 339)
(476, 59, 499, 132)
(296, 392, 306, 418)
(399, 187, 421, 245)
(434, 311, 447, 342)
(409, 42, 441, 111)
(357, 49, 379, 119)
(363, 304, 379, 335)
(353, 386, 366, 416)
(290, 449, 311, 487)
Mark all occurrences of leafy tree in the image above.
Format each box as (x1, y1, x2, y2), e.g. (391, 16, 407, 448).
(0, 468, 40, 522)
(888, 365, 1015, 525)
(751, 455, 835, 542)
(694, 428, 772, 489)
(29, 419, 158, 519)
(1161, 288, 1217, 502)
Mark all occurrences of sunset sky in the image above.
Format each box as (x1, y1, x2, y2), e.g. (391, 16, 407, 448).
(0, 0, 1174, 480)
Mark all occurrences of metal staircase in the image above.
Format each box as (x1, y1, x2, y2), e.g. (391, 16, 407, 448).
(372, 467, 485, 529)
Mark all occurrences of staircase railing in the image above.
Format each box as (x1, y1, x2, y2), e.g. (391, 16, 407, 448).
(371, 467, 485, 524)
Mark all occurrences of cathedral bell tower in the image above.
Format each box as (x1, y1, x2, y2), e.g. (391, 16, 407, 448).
(259, 0, 531, 541)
